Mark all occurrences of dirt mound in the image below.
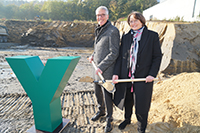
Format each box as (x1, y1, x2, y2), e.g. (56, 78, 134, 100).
(4, 20, 96, 47)
(4, 20, 44, 43)
(20, 21, 96, 47)
(112, 72, 200, 133)
(149, 72, 200, 131)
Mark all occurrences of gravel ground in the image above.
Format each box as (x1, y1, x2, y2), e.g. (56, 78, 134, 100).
(0, 43, 94, 95)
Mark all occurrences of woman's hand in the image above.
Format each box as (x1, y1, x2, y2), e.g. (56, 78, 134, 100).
(146, 75, 154, 83)
(112, 75, 119, 84)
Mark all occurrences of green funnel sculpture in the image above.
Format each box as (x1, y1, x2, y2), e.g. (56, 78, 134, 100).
(6, 55, 80, 132)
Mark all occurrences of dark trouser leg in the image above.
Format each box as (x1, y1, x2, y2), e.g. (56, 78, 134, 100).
(118, 83, 133, 130)
(102, 88, 113, 120)
(136, 113, 148, 133)
(94, 84, 105, 113)
(103, 88, 113, 132)
(124, 83, 134, 120)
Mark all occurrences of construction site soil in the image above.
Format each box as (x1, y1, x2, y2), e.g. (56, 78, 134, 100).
(0, 44, 199, 133)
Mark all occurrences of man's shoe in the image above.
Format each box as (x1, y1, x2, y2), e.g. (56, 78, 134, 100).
(104, 120, 112, 133)
(118, 119, 131, 130)
(91, 112, 105, 121)
(110, 117, 113, 122)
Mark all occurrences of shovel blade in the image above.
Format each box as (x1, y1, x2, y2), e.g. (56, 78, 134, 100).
(79, 76, 116, 93)
(79, 76, 94, 83)
(102, 82, 116, 93)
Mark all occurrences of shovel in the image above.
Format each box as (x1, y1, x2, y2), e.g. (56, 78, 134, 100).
(79, 74, 161, 92)
(90, 60, 116, 93)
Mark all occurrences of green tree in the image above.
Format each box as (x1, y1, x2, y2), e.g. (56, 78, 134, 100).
(0, 0, 158, 21)
(0, 3, 5, 18)
(19, 2, 41, 20)
(49, 1, 66, 20)
(123, 0, 138, 15)
(109, 0, 127, 21)
(4, 4, 18, 19)
(109, 0, 118, 20)
(41, 1, 54, 19)
(64, 2, 79, 21)
(136, 0, 157, 12)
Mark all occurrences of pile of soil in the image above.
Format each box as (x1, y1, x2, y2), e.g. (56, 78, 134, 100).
(112, 72, 200, 133)
(149, 72, 200, 132)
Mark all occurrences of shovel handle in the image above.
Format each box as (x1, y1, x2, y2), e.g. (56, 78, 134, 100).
(98, 78, 159, 83)
(91, 61, 105, 82)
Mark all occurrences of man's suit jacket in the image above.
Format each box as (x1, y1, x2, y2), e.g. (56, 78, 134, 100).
(113, 26, 162, 114)
(93, 21, 120, 80)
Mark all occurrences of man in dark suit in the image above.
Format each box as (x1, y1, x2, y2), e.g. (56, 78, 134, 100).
(88, 6, 120, 133)
(112, 12, 162, 133)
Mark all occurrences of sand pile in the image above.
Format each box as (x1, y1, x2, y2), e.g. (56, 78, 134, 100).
(151, 72, 200, 125)
(148, 72, 200, 132)
(112, 72, 200, 133)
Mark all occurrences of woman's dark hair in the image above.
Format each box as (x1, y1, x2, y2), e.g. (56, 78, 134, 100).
(127, 11, 146, 26)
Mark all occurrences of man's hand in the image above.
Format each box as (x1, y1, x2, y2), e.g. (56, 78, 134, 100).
(146, 75, 154, 83)
(112, 75, 119, 84)
(96, 68, 102, 75)
(88, 56, 93, 63)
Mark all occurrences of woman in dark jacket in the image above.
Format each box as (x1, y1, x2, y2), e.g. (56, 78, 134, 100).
(112, 12, 162, 133)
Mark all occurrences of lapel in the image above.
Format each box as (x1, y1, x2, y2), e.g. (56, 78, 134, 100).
(138, 26, 148, 55)
(125, 31, 132, 52)
(124, 30, 133, 68)
(95, 21, 111, 44)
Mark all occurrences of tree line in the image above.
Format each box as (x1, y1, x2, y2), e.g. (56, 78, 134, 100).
(0, 0, 158, 21)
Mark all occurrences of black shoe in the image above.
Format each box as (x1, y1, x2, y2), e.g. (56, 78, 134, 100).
(118, 119, 131, 130)
(91, 112, 105, 121)
(104, 120, 112, 133)
(110, 117, 113, 122)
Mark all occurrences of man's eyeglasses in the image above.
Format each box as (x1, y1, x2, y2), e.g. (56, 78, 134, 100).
(96, 14, 106, 17)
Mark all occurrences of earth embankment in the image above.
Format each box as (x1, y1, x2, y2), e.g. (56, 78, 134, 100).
(115, 21, 200, 74)
(2, 20, 200, 74)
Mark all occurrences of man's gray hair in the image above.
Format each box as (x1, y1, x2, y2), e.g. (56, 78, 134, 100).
(95, 6, 109, 15)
